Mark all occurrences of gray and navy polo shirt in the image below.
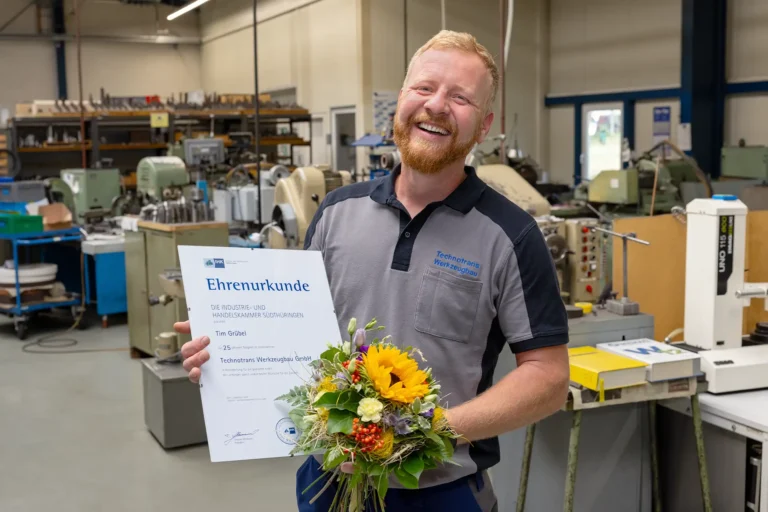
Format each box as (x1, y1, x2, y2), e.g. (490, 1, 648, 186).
(304, 165, 569, 488)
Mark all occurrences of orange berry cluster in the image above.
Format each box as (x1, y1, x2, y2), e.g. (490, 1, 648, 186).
(342, 360, 361, 384)
(351, 418, 383, 453)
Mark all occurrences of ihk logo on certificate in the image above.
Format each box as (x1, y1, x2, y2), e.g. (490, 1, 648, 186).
(178, 246, 341, 463)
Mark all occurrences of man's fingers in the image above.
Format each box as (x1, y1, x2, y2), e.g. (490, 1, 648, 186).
(180, 336, 210, 359)
(174, 321, 191, 335)
(340, 462, 354, 474)
(182, 349, 210, 372)
(189, 367, 201, 384)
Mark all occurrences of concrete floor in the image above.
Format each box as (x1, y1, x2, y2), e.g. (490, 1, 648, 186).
(0, 315, 304, 512)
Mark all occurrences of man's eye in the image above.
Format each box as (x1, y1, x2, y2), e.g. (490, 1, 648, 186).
(455, 95, 468, 103)
(417, 87, 431, 92)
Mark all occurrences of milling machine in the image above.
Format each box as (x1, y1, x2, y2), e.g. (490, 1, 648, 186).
(681, 195, 768, 393)
(265, 166, 353, 248)
(46, 167, 122, 225)
(212, 164, 291, 228)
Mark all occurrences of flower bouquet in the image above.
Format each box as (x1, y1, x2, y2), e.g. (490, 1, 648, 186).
(277, 318, 461, 511)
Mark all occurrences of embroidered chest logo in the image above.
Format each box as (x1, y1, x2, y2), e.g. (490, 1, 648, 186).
(432, 250, 481, 277)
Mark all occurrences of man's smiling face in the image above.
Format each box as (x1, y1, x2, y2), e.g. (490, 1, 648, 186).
(393, 48, 495, 175)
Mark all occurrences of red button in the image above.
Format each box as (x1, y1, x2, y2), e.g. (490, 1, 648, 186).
(582, 246, 587, 252)
(586, 285, 593, 293)
(581, 226, 589, 233)
(582, 237, 587, 243)
(587, 271, 592, 277)
(582, 256, 588, 262)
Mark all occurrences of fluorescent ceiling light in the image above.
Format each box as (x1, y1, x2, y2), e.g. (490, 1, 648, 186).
(167, 0, 211, 21)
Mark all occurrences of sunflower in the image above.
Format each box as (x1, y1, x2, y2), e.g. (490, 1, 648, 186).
(363, 345, 430, 404)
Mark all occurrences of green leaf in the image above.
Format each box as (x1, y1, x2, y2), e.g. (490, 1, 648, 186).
(314, 390, 362, 413)
(416, 416, 431, 431)
(412, 398, 422, 414)
(402, 455, 424, 480)
(323, 446, 346, 470)
(425, 430, 442, 446)
(288, 409, 308, 432)
(394, 467, 419, 489)
(320, 347, 342, 362)
(442, 437, 455, 459)
(375, 473, 389, 499)
(367, 464, 386, 477)
(422, 458, 437, 471)
(326, 409, 355, 434)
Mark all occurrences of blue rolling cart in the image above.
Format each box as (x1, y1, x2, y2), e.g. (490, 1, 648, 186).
(0, 227, 87, 339)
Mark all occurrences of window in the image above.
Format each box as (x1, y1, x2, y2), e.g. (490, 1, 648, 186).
(582, 103, 623, 181)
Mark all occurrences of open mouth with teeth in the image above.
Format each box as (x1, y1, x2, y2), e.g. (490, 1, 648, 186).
(416, 122, 451, 136)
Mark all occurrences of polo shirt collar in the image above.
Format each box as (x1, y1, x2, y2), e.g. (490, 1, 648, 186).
(370, 164, 486, 214)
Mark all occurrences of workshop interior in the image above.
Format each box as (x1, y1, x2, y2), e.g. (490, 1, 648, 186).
(1, 0, 767, 511)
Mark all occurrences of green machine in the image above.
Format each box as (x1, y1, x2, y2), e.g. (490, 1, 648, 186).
(136, 156, 190, 201)
(49, 168, 121, 223)
(721, 146, 768, 180)
(587, 159, 692, 215)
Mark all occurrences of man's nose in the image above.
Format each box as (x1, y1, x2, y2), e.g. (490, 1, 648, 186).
(424, 90, 450, 116)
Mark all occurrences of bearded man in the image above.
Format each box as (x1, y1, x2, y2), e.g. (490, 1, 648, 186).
(177, 30, 570, 511)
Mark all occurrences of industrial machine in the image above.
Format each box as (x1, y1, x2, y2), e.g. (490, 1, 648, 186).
(53, 168, 121, 223)
(213, 165, 291, 227)
(564, 218, 607, 304)
(476, 164, 552, 217)
(136, 156, 189, 201)
(682, 196, 768, 393)
(536, 216, 568, 297)
(721, 145, 768, 180)
(126, 221, 228, 357)
(265, 166, 352, 249)
(588, 164, 680, 215)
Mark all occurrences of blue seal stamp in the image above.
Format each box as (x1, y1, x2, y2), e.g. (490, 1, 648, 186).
(276, 418, 300, 445)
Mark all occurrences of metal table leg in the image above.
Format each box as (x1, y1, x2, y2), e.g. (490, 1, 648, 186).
(564, 410, 582, 512)
(649, 400, 662, 512)
(516, 423, 536, 512)
(690, 394, 713, 512)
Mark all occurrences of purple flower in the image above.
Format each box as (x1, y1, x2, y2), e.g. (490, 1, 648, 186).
(354, 328, 366, 347)
(359, 345, 369, 354)
(420, 408, 434, 419)
(383, 411, 412, 435)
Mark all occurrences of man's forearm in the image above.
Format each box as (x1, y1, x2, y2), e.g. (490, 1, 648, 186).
(444, 357, 569, 442)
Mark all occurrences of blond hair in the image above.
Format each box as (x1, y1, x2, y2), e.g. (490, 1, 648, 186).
(404, 30, 499, 113)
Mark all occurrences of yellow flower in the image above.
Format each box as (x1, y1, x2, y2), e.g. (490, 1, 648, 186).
(317, 407, 329, 421)
(432, 407, 446, 430)
(318, 376, 337, 393)
(357, 397, 384, 423)
(371, 429, 394, 459)
(363, 345, 430, 404)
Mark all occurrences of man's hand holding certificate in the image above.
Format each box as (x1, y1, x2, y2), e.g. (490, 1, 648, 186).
(177, 246, 342, 462)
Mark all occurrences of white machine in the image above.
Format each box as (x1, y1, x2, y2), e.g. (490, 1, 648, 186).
(213, 166, 291, 226)
(683, 195, 768, 393)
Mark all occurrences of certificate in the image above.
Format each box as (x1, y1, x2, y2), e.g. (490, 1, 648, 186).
(178, 246, 342, 462)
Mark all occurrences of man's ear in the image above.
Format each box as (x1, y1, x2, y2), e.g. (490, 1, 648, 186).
(476, 112, 495, 144)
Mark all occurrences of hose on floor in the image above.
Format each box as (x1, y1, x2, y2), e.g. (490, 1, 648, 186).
(21, 249, 128, 355)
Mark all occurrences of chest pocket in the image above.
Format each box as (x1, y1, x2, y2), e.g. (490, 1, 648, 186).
(414, 268, 484, 344)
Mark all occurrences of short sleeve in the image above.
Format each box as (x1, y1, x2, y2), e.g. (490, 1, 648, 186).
(303, 199, 328, 251)
(497, 223, 569, 353)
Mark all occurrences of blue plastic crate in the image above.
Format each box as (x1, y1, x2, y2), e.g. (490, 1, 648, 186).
(0, 202, 30, 214)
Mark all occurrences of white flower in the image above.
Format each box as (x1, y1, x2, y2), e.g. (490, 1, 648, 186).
(341, 341, 351, 355)
(357, 397, 384, 423)
(424, 394, 438, 403)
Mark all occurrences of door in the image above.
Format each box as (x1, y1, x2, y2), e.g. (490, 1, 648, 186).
(330, 106, 357, 173)
(581, 103, 623, 181)
(310, 115, 330, 166)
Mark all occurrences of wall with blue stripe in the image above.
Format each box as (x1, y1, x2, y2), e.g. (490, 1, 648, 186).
(544, 0, 768, 185)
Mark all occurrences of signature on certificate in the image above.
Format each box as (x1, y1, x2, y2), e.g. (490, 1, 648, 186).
(224, 429, 259, 445)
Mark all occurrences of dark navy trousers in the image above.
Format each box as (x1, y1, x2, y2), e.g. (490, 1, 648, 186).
(296, 456, 497, 512)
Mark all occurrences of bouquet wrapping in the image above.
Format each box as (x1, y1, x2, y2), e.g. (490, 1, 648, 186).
(277, 318, 461, 511)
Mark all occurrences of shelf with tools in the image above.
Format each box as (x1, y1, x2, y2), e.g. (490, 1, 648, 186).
(8, 106, 313, 177)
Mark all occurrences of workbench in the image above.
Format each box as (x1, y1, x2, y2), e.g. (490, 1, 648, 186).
(660, 390, 768, 512)
(82, 235, 127, 326)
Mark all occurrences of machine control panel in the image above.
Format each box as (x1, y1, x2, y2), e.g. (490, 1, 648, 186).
(535, 217, 568, 300)
(565, 219, 605, 303)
